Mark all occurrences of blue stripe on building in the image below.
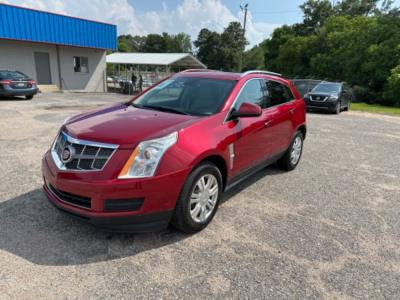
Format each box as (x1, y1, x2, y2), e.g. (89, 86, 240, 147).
(0, 4, 117, 50)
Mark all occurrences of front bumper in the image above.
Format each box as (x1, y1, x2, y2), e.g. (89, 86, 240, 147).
(304, 98, 337, 111)
(42, 151, 189, 232)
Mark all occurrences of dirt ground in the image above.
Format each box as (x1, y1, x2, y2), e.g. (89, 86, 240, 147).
(1, 93, 400, 299)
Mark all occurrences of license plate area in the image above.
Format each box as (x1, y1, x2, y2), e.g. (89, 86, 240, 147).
(12, 82, 27, 89)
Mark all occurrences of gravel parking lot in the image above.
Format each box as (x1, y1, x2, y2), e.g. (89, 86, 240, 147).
(1, 93, 400, 299)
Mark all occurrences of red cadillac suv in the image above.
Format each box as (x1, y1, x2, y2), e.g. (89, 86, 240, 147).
(42, 70, 306, 233)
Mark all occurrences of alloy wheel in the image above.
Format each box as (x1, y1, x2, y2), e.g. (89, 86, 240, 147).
(290, 136, 302, 165)
(189, 174, 219, 223)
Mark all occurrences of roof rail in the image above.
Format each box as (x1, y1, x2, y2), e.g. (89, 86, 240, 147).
(241, 70, 282, 77)
(181, 69, 216, 73)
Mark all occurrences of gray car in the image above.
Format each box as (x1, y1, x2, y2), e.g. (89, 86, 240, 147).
(0, 70, 38, 100)
(303, 81, 352, 114)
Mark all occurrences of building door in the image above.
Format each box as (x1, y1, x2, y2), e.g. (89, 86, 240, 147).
(34, 52, 52, 84)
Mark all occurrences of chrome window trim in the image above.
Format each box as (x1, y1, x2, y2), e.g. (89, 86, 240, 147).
(223, 78, 295, 123)
(224, 78, 264, 123)
(51, 131, 119, 172)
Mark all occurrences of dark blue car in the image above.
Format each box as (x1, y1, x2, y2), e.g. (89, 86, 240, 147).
(0, 70, 38, 100)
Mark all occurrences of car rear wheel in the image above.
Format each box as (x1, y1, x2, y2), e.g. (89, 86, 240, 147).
(172, 162, 222, 233)
(26, 95, 33, 100)
(277, 131, 304, 171)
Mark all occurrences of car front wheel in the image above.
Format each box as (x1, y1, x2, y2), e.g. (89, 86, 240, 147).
(172, 162, 222, 233)
(334, 101, 341, 114)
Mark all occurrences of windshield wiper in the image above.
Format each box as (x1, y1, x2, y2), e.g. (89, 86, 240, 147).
(135, 104, 190, 115)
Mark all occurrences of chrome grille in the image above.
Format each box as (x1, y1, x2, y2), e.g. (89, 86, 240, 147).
(310, 95, 328, 102)
(51, 132, 118, 171)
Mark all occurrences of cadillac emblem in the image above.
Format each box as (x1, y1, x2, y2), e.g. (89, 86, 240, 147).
(61, 145, 74, 163)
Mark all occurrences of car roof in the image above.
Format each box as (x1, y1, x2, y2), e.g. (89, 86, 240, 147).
(175, 70, 242, 80)
(175, 70, 290, 84)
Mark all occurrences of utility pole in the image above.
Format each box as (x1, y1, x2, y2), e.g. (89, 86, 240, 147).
(239, 3, 248, 72)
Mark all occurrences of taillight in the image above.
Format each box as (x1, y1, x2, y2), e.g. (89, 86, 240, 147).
(28, 80, 36, 85)
(0, 80, 12, 85)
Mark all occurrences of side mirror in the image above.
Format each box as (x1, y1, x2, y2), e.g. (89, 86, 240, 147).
(230, 102, 262, 119)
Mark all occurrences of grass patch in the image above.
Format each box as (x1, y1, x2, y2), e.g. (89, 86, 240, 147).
(351, 102, 400, 116)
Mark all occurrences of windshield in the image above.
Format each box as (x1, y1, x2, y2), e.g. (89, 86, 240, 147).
(312, 83, 341, 94)
(0, 71, 29, 80)
(133, 77, 236, 116)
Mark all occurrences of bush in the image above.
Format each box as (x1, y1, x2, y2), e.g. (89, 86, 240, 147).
(352, 85, 371, 103)
(383, 66, 400, 107)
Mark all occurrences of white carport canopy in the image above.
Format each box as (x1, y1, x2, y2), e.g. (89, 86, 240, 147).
(106, 53, 206, 69)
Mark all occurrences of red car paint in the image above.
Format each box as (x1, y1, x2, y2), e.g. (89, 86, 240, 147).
(42, 71, 306, 232)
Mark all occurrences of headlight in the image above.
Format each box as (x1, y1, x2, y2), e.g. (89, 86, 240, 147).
(329, 96, 338, 101)
(118, 132, 178, 179)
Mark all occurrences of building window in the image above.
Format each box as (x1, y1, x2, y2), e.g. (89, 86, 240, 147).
(73, 57, 89, 73)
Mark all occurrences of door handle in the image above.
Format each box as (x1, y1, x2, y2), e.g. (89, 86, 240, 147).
(264, 120, 272, 127)
(289, 108, 296, 115)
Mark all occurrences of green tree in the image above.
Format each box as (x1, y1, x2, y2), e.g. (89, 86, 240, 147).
(299, 0, 334, 32)
(117, 35, 147, 52)
(256, 0, 400, 105)
(243, 41, 266, 70)
(142, 34, 167, 52)
(383, 65, 400, 106)
(337, 0, 381, 16)
(263, 25, 296, 72)
(194, 22, 246, 71)
(165, 33, 193, 53)
(194, 29, 223, 70)
(220, 21, 246, 71)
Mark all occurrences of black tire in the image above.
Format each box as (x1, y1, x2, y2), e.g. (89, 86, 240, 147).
(344, 102, 350, 111)
(172, 162, 223, 233)
(26, 95, 34, 100)
(333, 101, 341, 114)
(277, 131, 304, 171)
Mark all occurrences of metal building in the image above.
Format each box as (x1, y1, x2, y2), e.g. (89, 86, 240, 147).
(0, 3, 117, 92)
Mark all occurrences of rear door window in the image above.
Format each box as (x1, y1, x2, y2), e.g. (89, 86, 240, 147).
(264, 80, 294, 108)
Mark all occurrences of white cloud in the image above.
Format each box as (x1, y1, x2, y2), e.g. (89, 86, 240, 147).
(5, 0, 281, 47)
(8, 0, 144, 35)
(242, 12, 281, 47)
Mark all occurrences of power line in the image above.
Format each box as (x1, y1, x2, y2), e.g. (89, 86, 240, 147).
(252, 10, 301, 15)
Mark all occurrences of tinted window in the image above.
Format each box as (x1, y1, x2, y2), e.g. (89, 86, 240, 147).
(264, 80, 294, 107)
(134, 77, 236, 116)
(234, 79, 264, 109)
(73, 57, 89, 73)
(0, 71, 29, 80)
(292, 79, 321, 98)
(312, 83, 341, 94)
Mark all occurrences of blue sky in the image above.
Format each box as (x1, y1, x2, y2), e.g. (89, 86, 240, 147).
(5, 0, 400, 47)
(132, 0, 305, 25)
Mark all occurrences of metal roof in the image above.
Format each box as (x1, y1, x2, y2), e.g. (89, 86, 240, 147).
(0, 3, 117, 50)
(106, 53, 206, 68)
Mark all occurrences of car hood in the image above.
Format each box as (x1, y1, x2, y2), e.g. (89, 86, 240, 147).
(63, 103, 200, 148)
